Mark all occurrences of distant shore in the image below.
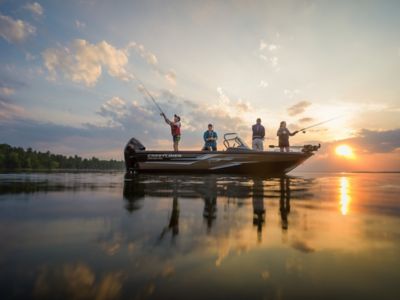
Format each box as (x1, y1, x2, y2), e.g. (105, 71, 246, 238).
(0, 143, 123, 171)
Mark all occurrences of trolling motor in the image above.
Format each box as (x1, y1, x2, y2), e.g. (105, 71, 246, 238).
(301, 144, 321, 153)
(124, 138, 146, 176)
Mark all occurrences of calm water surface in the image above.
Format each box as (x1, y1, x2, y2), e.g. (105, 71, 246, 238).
(0, 172, 399, 300)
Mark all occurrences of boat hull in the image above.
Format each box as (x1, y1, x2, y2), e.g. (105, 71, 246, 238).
(125, 150, 313, 176)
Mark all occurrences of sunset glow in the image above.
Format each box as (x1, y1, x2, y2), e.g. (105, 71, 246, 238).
(0, 1, 398, 172)
(339, 177, 352, 215)
(335, 145, 355, 159)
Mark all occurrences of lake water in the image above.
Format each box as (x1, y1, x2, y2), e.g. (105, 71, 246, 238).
(0, 172, 399, 300)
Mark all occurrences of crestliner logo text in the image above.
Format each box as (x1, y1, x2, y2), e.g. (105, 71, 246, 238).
(147, 154, 182, 159)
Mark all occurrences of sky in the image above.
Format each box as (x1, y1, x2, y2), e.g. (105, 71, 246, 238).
(0, 0, 399, 171)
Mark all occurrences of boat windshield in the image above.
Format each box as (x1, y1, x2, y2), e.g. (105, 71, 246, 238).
(223, 133, 251, 150)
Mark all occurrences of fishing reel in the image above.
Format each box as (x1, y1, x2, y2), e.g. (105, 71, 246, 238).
(293, 130, 306, 135)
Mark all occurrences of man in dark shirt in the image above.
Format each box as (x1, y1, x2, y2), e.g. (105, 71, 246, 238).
(252, 118, 265, 151)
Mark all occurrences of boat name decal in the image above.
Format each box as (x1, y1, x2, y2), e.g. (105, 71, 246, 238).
(147, 154, 183, 159)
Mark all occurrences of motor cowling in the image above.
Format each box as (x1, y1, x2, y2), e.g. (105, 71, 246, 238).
(124, 138, 146, 174)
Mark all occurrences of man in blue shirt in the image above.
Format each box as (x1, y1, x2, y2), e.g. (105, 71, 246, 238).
(203, 124, 218, 151)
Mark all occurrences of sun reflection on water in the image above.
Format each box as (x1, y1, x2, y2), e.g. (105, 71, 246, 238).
(339, 177, 351, 215)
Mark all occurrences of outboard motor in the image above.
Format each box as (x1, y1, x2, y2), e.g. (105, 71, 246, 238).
(124, 138, 146, 176)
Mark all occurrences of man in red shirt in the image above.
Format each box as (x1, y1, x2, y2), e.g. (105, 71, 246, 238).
(161, 113, 181, 151)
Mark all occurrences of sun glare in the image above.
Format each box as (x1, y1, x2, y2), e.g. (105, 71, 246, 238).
(335, 145, 354, 159)
(339, 177, 351, 215)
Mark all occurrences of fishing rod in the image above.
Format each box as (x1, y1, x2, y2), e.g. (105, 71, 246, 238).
(298, 116, 342, 133)
(130, 71, 166, 116)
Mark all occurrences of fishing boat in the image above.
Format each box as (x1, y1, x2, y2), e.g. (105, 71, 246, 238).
(124, 133, 320, 176)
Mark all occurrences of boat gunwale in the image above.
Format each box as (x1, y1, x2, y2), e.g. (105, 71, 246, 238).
(131, 150, 313, 156)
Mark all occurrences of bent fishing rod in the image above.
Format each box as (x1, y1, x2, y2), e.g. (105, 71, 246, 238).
(130, 71, 166, 117)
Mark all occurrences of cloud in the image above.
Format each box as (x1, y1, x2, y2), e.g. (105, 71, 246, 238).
(259, 40, 279, 52)
(127, 42, 177, 85)
(0, 99, 27, 120)
(23, 2, 44, 17)
(99, 97, 128, 120)
(283, 89, 301, 99)
(97, 88, 252, 149)
(287, 100, 311, 116)
(0, 87, 15, 96)
(75, 20, 86, 29)
(259, 54, 279, 71)
(164, 70, 177, 85)
(25, 52, 36, 61)
(216, 87, 251, 113)
(298, 117, 314, 124)
(258, 39, 280, 70)
(42, 39, 176, 86)
(127, 42, 158, 65)
(42, 39, 131, 86)
(259, 80, 269, 88)
(259, 40, 267, 51)
(347, 129, 400, 153)
(0, 13, 36, 43)
(0, 115, 128, 158)
(1, 86, 253, 156)
(296, 128, 400, 172)
(98, 96, 154, 129)
(0, 75, 27, 98)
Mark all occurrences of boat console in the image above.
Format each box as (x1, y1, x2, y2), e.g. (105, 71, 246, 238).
(223, 133, 252, 151)
(223, 133, 320, 154)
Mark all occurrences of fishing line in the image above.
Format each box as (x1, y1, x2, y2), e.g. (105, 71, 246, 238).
(298, 115, 343, 133)
(129, 70, 166, 116)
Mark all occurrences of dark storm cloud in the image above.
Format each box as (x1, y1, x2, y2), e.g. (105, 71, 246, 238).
(287, 100, 311, 116)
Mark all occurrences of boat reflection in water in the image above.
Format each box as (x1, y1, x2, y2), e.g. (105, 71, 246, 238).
(203, 176, 218, 232)
(280, 177, 291, 230)
(2, 172, 400, 300)
(123, 174, 304, 243)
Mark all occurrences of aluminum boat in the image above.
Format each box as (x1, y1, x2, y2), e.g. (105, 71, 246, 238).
(124, 133, 320, 176)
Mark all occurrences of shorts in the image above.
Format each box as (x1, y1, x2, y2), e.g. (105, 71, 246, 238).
(279, 142, 289, 147)
(202, 144, 217, 151)
(173, 135, 181, 143)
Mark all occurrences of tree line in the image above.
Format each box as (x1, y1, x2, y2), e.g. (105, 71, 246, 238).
(0, 144, 124, 171)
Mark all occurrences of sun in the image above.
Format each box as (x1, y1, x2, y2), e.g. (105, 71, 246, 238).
(335, 145, 355, 159)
